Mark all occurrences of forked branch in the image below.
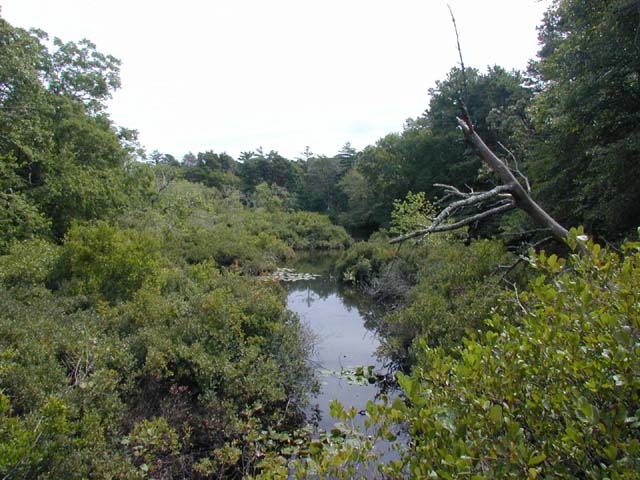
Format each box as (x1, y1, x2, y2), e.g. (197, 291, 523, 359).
(390, 117, 581, 251)
(390, 8, 584, 251)
(390, 183, 515, 244)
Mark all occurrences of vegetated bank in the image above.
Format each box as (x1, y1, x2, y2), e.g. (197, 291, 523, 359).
(0, 15, 355, 478)
(3, 0, 640, 477)
(0, 177, 354, 479)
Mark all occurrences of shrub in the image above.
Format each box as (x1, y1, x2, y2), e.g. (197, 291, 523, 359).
(0, 258, 316, 478)
(0, 238, 60, 287)
(334, 233, 396, 284)
(381, 235, 513, 362)
(52, 221, 162, 303)
(302, 235, 640, 479)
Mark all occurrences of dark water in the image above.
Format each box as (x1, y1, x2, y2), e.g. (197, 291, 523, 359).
(284, 254, 390, 432)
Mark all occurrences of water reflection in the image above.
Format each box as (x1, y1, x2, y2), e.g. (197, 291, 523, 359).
(285, 255, 391, 433)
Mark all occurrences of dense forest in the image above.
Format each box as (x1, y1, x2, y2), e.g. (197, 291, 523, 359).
(1, 0, 639, 478)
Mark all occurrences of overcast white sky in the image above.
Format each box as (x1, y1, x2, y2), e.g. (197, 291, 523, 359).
(1, 0, 549, 160)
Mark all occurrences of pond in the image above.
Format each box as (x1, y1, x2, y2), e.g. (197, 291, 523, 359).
(283, 253, 392, 433)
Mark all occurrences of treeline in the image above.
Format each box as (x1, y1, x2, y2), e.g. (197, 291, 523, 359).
(152, 0, 639, 244)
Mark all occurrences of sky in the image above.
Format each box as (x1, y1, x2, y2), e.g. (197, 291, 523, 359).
(1, 0, 550, 160)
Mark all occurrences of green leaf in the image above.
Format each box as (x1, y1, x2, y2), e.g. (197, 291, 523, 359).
(528, 452, 546, 465)
(603, 445, 618, 461)
(489, 404, 503, 424)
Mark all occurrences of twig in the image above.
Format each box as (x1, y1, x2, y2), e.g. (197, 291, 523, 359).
(498, 236, 553, 284)
(498, 141, 531, 193)
(504, 280, 534, 318)
(447, 4, 473, 130)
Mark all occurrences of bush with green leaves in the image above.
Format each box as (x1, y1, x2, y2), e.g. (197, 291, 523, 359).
(0, 238, 60, 287)
(334, 233, 397, 285)
(51, 220, 162, 303)
(0, 258, 315, 479)
(380, 234, 514, 363)
(117, 180, 350, 274)
(0, 191, 51, 254)
(274, 211, 352, 251)
(295, 234, 640, 479)
(0, 176, 342, 478)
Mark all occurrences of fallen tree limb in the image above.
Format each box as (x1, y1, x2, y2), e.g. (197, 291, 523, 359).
(455, 116, 578, 248)
(390, 8, 585, 251)
(390, 200, 515, 244)
(389, 116, 584, 252)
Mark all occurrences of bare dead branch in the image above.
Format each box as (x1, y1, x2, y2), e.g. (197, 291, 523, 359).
(447, 5, 473, 127)
(505, 281, 535, 317)
(498, 141, 531, 193)
(433, 183, 467, 197)
(434, 192, 454, 206)
(390, 199, 515, 244)
(431, 185, 511, 229)
(429, 202, 515, 232)
(455, 116, 584, 252)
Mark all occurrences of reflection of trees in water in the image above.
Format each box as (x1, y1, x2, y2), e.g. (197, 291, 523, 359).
(287, 276, 334, 300)
(337, 283, 405, 377)
(286, 276, 388, 329)
(286, 267, 400, 377)
(287, 250, 343, 276)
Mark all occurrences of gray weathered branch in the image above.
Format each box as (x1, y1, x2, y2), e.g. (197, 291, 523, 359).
(456, 117, 573, 245)
(498, 141, 531, 193)
(390, 184, 515, 244)
(389, 117, 583, 250)
(390, 201, 515, 244)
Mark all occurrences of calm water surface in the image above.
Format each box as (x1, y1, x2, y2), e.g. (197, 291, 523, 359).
(284, 256, 390, 432)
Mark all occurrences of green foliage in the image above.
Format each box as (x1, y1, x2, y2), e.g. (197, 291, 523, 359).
(252, 182, 288, 212)
(126, 417, 180, 475)
(0, 247, 316, 478)
(526, 0, 640, 238)
(238, 150, 302, 194)
(7, 1, 640, 477)
(183, 150, 241, 190)
(0, 393, 77, 480)
(305, 238, 640, 479)
(0, 191, 51, 253)
(348, 133, 413, 228)
(389, 191, 434, 236)
(118, 180, 349, 275)
(0, 14, 148, 243)
(297, 155, 346, 214)
(37, 161, 131, 237)
(0, 238, 60, 287)
(334, 234, 396, 284)
(336, 168, 376, 230)
(0, 155, 352, 478)
(274, 211, 352, 251)
(52, 221, 162, 302)
(381, 235, 513, 362)
(337, 66, 530, 231)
